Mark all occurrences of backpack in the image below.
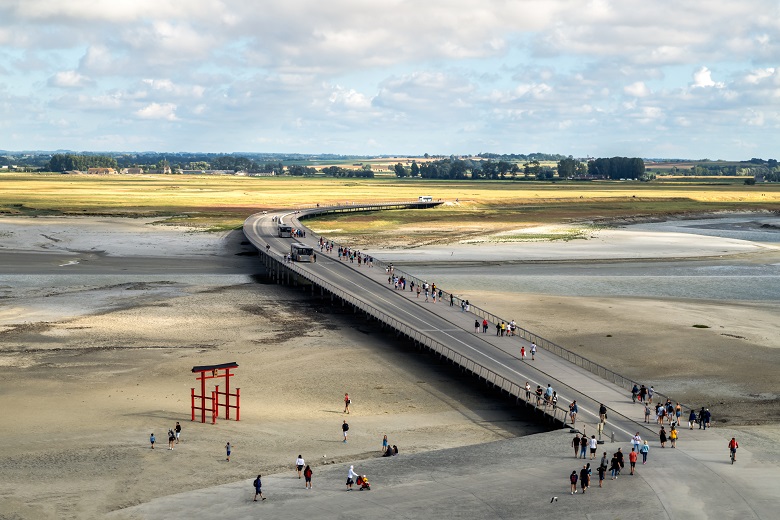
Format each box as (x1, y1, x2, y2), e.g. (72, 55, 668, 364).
(253, 478, 259, 489)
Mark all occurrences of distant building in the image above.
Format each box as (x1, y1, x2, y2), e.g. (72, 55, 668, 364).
(146, 165, 172, 174)
(121, 167, 144, 174)
(86, 167, 117, 175)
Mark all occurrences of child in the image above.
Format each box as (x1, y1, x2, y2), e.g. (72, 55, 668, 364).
(150, 433, 155, 449)
(569, 470, 578, 494)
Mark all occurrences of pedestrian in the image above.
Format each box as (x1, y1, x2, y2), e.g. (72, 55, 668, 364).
(168, 429, 175, 450)
(639, 384, 647, 402)
(346, 465, 359, 490)
(610, 454, 620, 479)
(631, 432, 641, 453)
(640, 440, 649, 464)
(474, 319, 480, 333)
(304, 465, 313, 489)
(629, 448, 638, 475)
(524, 382, 531, 401)
(342, 420, 349, 442)
(675, 402, 682, 423)
(382, 434, 388, 453)
(253, 474, 266, 501)
(344, 393, 351, 414)
(572, 434, 581, 457)
(570, 470, 578, 494)
(688, 409, 697, 429)
(535, 385, 543, 405)
(225, 442, 232, 461)
(416, 285, 421, 298)
(599, 403, 607, 423)
(296, 455, 305, 478)
(500, 321, 506, 336)
(631, 383, 639, 403)
(449, 293, 454, 306)
(495, 322, 501, 336)
(150, 433, 155, 449)
(530, 342, 537, 360)
(589, 435, 597, 459)
(615, 448, 624, 475)
(551, 391, 558, 408)
(659, 426, 667, 448)
(580, 465, 589, 493)
(580, 435, 588, 459)
(648, 386, 654, 404)
(175, 422, 181, 444)
(544, 384, 553, 405)
(704, 408, 711, 429)
(644, 403, 651, 423)
(482, 319, 488, 333)
(520, 346, 526, 361)
(569, 400, 578, 425)
(597, 461, 606, 487)
(670, 425, 678, 448)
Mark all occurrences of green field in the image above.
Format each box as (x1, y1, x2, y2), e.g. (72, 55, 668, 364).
(1, 173, 777, 240)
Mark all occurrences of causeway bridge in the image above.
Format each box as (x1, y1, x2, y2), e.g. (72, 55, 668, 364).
(243, 201, 777, 520)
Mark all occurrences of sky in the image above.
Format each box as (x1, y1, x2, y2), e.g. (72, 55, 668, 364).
(1, 0, 779, 159)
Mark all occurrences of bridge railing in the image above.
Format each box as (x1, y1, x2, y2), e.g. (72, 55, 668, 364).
(259, 248, 577, 426)
(284, 207, 683, 414)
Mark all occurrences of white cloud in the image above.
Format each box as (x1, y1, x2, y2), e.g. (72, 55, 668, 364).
(624, 81, 650, 97)
(48, 70, 92, 88)
(135, 102, 177, 121)
(691, 67, 724, 88)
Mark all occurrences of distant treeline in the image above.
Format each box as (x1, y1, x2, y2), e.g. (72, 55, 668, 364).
(391, 156, 648, 180)
(47, 154, 118, 171)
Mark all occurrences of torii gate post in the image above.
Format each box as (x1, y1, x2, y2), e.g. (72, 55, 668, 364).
(191, 362, 240, 424)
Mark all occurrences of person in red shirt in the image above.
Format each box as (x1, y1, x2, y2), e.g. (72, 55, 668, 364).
(728, 438, 739, 461)
(629, 447, 639, 475)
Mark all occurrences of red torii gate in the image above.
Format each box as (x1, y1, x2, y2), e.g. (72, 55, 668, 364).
(191, 362, 240, 424)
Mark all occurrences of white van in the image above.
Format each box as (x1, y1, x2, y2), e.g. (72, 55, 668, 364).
(418, 196, 433, 202)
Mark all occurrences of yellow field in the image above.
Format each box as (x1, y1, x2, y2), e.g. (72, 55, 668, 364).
(1, 174, 778, 238)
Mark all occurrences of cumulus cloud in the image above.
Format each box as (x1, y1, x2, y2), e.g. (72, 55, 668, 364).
(48, 70, 92, 88)
(624, 81, 650, 97)
(135, 102, 178, 121)
(691, 66, 724, 88)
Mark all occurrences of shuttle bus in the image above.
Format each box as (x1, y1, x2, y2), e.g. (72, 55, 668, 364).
(418, 195, 433, 202)
(278, 224, 292, 238)
(290, 243, 314, 262)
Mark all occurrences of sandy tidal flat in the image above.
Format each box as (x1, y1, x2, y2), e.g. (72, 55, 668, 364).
(0, 217, 539, 519)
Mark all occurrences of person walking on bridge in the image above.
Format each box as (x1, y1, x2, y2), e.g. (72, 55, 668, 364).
(569, 400, 579, 425)
(520, 346, 526, 361)
(482, 319, 488, 333)
(474, 319, 480, 333)
(530, 342, 537, 360)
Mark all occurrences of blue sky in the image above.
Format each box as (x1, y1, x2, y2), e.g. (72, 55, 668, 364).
(1, 0, 778, 159)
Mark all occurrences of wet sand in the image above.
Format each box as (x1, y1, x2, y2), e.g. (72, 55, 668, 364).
(0, 217, 540, 519)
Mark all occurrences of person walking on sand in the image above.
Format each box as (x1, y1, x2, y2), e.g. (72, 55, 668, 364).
(640, 440, 650, 464)
(382, 434, 389, 453)
(175, 422, 181, 444)
(150, 433, 155, 449)
(344, 393, 351, 414)
(530, 342, 537, 360)
(225, 442, 232, 461)
(296, 455, 305, 478)
(253, 474, 266, 501)
(346, 465, 359, 490)
(168, 429, 175, 450)
(342, 420, 349, 443)
(569, 470, 578, 494)
(304, 465, 313, 489)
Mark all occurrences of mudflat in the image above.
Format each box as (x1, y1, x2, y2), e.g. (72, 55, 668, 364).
(0, 217, 540, 519)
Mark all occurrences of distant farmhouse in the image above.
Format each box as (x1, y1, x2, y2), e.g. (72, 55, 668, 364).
(86, 167, 117, 175)
(121, 167, 144, 174)
(146, 165, 172, 174)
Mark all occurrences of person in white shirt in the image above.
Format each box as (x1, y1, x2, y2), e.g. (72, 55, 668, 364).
(632, 433, 642, 453)
(346, 465, 359, 490)
(295, 455, 305, 478)
(589, 435, 598, 459)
